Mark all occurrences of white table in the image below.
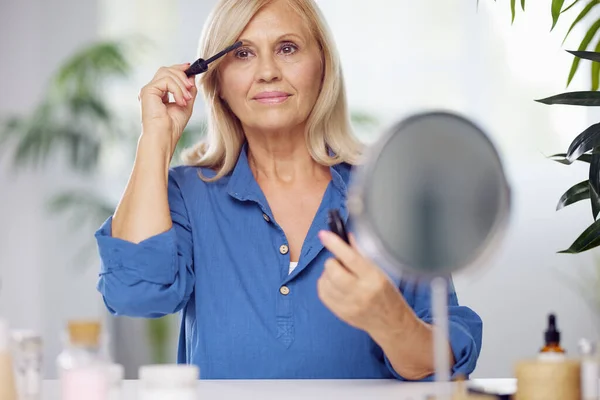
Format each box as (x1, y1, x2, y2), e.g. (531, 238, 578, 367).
(41, 378, 517, 399)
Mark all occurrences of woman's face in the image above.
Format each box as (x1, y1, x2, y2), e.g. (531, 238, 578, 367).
(218, 0, 324, 134)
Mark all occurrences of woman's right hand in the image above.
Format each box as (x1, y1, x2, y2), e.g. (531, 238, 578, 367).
(138, 63, 198, 154)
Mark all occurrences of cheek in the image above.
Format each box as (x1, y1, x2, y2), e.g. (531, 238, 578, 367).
(219, 65, 252, 104)
(289, 59, 323, 101)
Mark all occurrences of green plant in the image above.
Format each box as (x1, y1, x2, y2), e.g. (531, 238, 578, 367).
(485, 0, 600, 253)
(0, 38, 205, 364)
(482, 0, 600, 88)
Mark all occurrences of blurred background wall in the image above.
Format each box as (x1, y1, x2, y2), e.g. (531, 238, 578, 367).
(1, 0, 599, 379)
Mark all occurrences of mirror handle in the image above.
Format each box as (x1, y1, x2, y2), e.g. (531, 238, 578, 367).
(327, 209, 350, 244)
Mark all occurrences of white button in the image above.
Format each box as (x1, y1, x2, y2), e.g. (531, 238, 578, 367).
(279, 244, 289, 255)
(280, 286, 290, 295)
(263, 214, 270, 222)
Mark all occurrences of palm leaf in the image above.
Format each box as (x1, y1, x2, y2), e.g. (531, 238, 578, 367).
(590, 152, 600, 219)
(552, 0, 566, 30)
(0, 110, 104, 173)
(567, 49, 600, 62)
(563, 1, 600, 44)
(591, 182, 600, 220)
(535, 91, 600, 106)
(562, 0, 580, 13)
(53, 40, 133, 96)
(511, 0, 517, 23)
(521, 0, 526, 11)
(564, 122, 600, 162)
(559, 218, 600, 253)
(68, 95, 111, 122)
(48, 189, 115, 232)
(592, 42, 600, 90)
(567, 18, 600, 86)
(0, 38, 138, 173)
(548, 152, 593, 164)
(557, 180, 590, 210)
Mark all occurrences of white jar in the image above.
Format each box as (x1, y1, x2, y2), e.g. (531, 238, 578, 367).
(107, 363, 124, 400)
(138, 364, 199, 400)
(579, 339, 599, 400)
(11, 330, 43, 400)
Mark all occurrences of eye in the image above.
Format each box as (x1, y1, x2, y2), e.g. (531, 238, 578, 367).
(279, 42, 298, 56)
(234, 47, 253, 60)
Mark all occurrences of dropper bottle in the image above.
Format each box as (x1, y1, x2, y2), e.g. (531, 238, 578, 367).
(539, 313, 566, 361)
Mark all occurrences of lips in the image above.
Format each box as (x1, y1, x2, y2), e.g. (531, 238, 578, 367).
(253, 91, 291, 104)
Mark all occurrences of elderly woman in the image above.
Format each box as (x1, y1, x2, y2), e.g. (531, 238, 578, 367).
(95, 0, 482, 380)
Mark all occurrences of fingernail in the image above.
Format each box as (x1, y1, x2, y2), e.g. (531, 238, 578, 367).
(318, 230, 329, 240)
(185, 91, 192, 99)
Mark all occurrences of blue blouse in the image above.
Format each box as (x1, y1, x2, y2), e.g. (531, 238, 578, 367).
(94, 144, 483, 380)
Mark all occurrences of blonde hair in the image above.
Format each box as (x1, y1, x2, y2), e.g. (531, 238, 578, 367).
(181, 0, 363, 181)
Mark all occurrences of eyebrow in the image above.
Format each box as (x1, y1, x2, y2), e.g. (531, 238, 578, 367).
(239, 33, 304, 47)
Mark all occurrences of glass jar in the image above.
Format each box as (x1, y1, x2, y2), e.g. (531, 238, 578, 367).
(138, 364, 199, 400)
(11, 330, 43, 400)
(56, 320, 109, 400)
(107, 363, 124, 400)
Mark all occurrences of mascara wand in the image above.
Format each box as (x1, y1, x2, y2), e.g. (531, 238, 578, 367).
(185, 41, 243, 77)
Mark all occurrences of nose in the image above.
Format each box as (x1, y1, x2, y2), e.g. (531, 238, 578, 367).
(255, 54, 281, 83)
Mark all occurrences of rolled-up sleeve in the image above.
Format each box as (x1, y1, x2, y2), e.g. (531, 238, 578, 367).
(95, 171, 195, 318)
(385, 277, 483, 381)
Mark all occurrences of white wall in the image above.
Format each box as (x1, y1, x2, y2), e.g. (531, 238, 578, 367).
(117, 0, 600, 378)
(0, 0, 105, 378)
(1, 0, 598, 380)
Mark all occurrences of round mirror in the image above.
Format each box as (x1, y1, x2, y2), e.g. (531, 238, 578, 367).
(343, 110, 512, 384)
(348, 111, 511, 281)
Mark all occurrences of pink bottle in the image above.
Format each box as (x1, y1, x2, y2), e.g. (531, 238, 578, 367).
(56, 320, 108, 400)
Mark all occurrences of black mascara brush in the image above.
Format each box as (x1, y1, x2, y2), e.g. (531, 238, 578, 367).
(185, 41, 243, 77)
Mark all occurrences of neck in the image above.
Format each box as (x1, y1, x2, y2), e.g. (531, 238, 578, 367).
(244, 125, 330, 186)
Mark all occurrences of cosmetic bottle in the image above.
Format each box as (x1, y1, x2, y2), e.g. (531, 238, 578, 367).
(579, 338, 599, 400)
(0, 319, 18, 400)
(56, 320, 109, 400)
(11, 330, 43, 400)
(538, 314, 566, 361)
(107, 363, 124, 400)
(138, 364, 199, 400)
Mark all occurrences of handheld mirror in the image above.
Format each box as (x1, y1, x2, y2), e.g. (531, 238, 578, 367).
(330, 111, 511, 383)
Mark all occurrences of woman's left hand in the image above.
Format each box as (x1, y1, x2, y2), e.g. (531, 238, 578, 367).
(317, 230, 416, 337)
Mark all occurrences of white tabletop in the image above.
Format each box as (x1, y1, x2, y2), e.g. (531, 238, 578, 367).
(41, 378, 517, 400)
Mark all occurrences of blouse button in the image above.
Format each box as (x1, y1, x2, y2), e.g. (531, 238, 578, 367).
(279, 244, 289, 255)
(263, 213, 270, 222)
(280, 286, 290, 295)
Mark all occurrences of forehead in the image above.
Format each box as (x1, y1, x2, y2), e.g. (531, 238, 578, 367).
(241, 0, 311, 39)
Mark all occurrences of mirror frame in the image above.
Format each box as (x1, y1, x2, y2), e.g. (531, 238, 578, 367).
(347, 110, 512, 281)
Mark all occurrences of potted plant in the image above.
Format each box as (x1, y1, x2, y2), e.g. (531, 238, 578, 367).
(484, 0, 600, 253)
(0, 37, 205, 366)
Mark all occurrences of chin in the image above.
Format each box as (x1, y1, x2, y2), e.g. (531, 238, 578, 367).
(247, 114, 304, 132)
(253, 121, 298, 132)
